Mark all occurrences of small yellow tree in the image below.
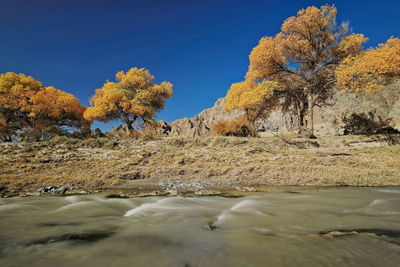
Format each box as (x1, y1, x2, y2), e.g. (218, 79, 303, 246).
(84, 67, 173, 134)
(0, 72, 86, 140)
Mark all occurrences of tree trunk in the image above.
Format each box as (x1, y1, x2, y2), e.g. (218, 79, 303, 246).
(307, 92, 316, 139)
(123, 114, 138, 136)
(297, 105, 305, 129)
(249, 120, 257, 137)
(245, 109, 258, 137)
(125, 122, 132, 135)
(296, 100, 308, 136)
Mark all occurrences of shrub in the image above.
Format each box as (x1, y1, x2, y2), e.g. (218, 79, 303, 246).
(211, 117, 255, 137)
(343, 111, 398, 135)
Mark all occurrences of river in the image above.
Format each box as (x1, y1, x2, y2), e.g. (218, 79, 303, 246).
(1, 187, 400, 266)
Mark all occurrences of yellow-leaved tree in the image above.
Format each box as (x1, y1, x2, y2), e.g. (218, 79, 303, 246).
(84, 67, 173, 134)
(226, 5, 370, 137)
(336, 38, 400, 92)
(0, 72, 86, 140)
(224, 80, 283, 135)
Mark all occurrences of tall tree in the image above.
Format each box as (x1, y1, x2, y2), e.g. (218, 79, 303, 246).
(242, 5, 368, 137)
(0, 72, 86, 140)
(84, 67, 173, 134)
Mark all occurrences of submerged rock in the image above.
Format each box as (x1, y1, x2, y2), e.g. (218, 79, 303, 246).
(203, 220, 217, 231)
(26, 231, 115, 246)
(319, 228, 400, 245)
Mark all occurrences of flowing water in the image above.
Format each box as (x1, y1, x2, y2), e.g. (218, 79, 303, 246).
(1, 187, 400, 267)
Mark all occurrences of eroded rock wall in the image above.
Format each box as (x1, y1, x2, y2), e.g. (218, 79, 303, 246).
(167, 81, 400, 137)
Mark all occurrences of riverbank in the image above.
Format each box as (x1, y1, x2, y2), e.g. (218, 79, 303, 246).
(1, 134, 400, 197)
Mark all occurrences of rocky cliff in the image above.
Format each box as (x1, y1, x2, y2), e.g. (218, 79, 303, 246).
(166, 81, 400, 137)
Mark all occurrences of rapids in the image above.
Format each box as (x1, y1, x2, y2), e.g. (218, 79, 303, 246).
(1, 187, 400, 266)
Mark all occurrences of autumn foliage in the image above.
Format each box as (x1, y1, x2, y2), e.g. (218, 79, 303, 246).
(336, 38, 400, 93)
(0, 72, 86, 141)
(0, 67, 173, 141)
(225, 80, 283, 133)
(224, 5, 384, 137)
(84, 67, 173, 134)
(211, 117, 255, 137)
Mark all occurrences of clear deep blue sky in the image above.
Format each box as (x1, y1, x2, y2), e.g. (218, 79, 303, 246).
(1, 0, 399, 131)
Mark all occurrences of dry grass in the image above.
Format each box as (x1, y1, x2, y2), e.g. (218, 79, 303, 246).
(129, 125, 160, 141)
(1, 134, 400, 195)
(211, 117, 254, 137)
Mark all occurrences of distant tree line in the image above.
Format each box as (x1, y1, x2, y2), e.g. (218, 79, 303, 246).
(0, 68, 173, 141)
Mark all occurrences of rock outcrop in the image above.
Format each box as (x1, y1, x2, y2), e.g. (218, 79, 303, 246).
(169, 98, 244, 137)
(165, 81, 400, 137)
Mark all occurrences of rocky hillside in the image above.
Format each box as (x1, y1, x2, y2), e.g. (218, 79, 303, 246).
(166, 81, 400, 137)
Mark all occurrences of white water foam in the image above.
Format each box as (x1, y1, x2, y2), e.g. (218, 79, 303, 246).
(0, 203, 23, 211)
(343, 198, 400, 215)
(52, 200, 92, 212)
(378, 189, 400, 194)
(253, 227, 272, 234)
(64, 195, 81, 203)
(124, 198, 183, 217)
(214, 199, 268, 225)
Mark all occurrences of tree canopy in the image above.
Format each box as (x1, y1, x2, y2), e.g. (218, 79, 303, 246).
(336, 38, 400, 93)
(0, 72, 86, 140)
(224, 80, 283, 112)
(84, 67, 173, 133)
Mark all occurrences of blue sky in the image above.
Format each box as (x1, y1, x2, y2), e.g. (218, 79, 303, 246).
(1, 0, 398, 131)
